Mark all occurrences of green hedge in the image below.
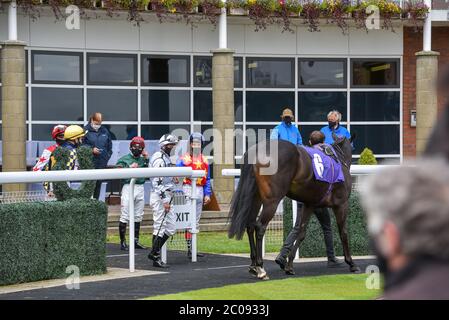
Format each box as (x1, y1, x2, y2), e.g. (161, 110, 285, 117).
(0, 199, 108, 286)
(283, 193, 371, 258)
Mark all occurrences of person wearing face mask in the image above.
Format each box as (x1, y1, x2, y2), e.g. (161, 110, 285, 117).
(320, 110, 351, 145)
(176, 132, 212, 259)
(61, 125, 88, 170)
(116, 136, 149, 251)
(270, 108, 303, 146)
(33, 125, 67, 197)
(83, 112, 113, 199)
(360, 159, 449, 299)
(148, 134, 179, 268)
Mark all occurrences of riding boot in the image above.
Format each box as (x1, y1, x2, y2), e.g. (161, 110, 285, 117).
(119, 222, 128, 251)
(148, 236, 161, 261)
(134, 222, 146, 249)
(150, 234, 170, 268)
(186, 231, 204, 258)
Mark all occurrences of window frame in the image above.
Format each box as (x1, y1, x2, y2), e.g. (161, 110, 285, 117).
(31, 50, 83, 85)
(298, 58, 347, 89)
(246, 57, 295, 89)
(141, 54, 190, 87)
(87, 52, 137, 86)
(350, 58, 400, 89)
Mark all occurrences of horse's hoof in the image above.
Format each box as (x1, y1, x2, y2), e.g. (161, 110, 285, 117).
(248, 266, 258, 277)
(256, 267, 267, 280)
(260, 274, 270, 281)
(350, 265, 361, 273)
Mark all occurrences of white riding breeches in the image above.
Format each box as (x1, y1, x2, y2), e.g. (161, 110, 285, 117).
(150, 193, 176, 237)
(120, 184, 145, 223)
(183, 185, 204, 231)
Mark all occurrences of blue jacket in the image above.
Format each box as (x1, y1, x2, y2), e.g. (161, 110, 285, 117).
(320, 125, 351, 145)
(270, 122, 303, 146)
(83, 123, 113, 169)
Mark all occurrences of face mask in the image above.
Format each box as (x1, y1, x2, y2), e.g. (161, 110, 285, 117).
(131, 148, 143, 157)
(328, 121, 337, 129)
(56, 139, 65, 145)
(283, 117, 292, 125)
(92, 123, 101, 131)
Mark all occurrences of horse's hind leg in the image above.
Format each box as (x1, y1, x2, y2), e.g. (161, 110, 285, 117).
(333, 203, 361, 273)
(254, 200, 280, 280)
(247, 196, 262, 277)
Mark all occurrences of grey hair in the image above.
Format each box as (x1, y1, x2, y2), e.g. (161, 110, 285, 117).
(359, 158, 449, 259)
(327, 110, 342, 122)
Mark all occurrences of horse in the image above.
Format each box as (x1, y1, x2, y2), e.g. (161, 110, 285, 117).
(228, 135, 359, 280)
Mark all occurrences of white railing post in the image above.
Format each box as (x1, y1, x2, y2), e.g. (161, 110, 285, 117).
(191, 181, 198, 263)
(292, 200, 299, 260)
(128, 178, 136, 273)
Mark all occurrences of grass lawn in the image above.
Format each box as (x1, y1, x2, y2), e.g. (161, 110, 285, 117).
(145, 274, 382, 300)
(107, 231, 282, 253)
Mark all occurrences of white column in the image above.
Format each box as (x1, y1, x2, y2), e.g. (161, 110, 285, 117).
(8, 0, 18, 41)
(219, 0, 227, 49)
(129, 178, 136, 272)
(423, 0, 432, 52)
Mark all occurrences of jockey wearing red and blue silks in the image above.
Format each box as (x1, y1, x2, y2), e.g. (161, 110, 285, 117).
(176, 153, 212, 197)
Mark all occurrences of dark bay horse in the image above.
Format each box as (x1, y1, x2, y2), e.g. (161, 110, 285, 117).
(228, 136, 359, 280)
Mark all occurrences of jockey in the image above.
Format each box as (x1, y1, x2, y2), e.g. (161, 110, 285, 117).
(176, 132, 212, 258)
(116, 136, 149, 251)
(148, 133, 179, 268)
(33, 125, 67, 172)
(33, 125, 67, 196)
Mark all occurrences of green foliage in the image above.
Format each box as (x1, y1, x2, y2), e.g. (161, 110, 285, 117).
(0, 199, 107, 286)
(358, 148, 378, 165)
(52, 146, 96, 201)
(284, 193, 371, 258)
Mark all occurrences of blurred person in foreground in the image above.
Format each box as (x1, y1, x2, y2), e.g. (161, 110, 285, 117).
(360, 158, 449, 299)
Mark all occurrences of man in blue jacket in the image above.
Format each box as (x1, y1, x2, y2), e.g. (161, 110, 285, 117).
(83, 112, 113, 199)
(320, 110, 351, 144)
(270, 108, 303, 146)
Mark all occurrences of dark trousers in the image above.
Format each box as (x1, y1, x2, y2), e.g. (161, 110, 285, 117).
(93, 180, 103, 200)
(281, 202, 336, 259)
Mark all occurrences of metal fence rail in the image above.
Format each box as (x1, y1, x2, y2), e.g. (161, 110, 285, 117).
(0, 190, 56, 204)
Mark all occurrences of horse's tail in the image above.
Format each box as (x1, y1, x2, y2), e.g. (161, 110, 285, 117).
(228, 159, 257, 240)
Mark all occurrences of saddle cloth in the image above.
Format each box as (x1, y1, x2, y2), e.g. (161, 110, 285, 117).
(302, 145, 345, 184)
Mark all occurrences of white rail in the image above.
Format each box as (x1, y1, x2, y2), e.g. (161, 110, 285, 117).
(0, 167, 205, 272)
(221, 165, 400, 177)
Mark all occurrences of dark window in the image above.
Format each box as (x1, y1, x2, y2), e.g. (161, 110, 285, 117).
(351, 125, 400, 154)
(297, 125, 323, 146)
(246, 91, 294, 122)
(247, 58, 294, 88)
(245, 125, 275, 149)
(194, 56, 243, 88)
(299, 59, 346, 88)
(32, 124, 66, 140)
(351, 92, 400, 121)
(351, 59, 399, 87)
(32, 88, 83, 121)
(194, 90, 243, 122)
(87, 53, 137, 85)
(141, 90, 190, 122)
(102, 124, 138, 140)
(32, 51, 82, 84)
(298, 92, 347, 122)
(142, 55, 189, 86)
(87, 89, 137, 121)
(141, 124, 190, 140)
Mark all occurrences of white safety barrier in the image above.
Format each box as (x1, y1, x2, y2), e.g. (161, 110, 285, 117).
(222, 165, 400, 259)
(0, 167, 205, 272)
